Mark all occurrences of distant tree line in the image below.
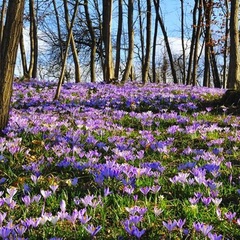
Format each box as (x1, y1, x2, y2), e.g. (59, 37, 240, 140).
(0, 0, 240, 131)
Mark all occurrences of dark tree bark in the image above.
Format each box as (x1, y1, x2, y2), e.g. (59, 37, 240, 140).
(153, 0, 178, 84)
(210, 43, 221, 88)
(222, 0, 229, 89)
(54, 1, 78, 100)
(152, 3, 158, 83)
(63, 0, 81, 83)
(84, 0, 97, 82)
(114, 0, 123, 80)
(121, 0, 134, 84)
(142, 0, 151, 84)
(192, 0, 203, 86)
(186, 0, 198, 85)
(180, 0, 186, 84)
(0, 0, 7, 51)
(203, 0, 212, 87)
(137, 0, 145, 79)
(0, 0, 25, 133)
(29, 0, 38, 79)
(102, 0, 114, 83)
(227, 0, 240, 89)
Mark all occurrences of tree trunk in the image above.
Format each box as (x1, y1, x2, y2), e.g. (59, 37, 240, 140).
(227, 0, 240, 90)
(102, 0, 114, 83)
(137, 0, 145, 80)
(0, 0, 7, 50)
(84, 0, 96, 82)
(153, 0, 178, 84)
(54, 1, 78, 100)
(192, 0, 203, 86)
(114, 0, 123, 80)
(142, 0, 151, 84)
(222, 0, 229, 89)
(121, 0, 134, 84)
(180, 0, 186, 84)
(63, 0, 81, 83)
(0, 0, 25, 132)
(203, 0, 212, 87)
(152, 4, 158, 83)
(186, 0, 198, 85)
(20, 29, 29, 78)
(53, 0, 64, 65)
(210, 43, 221, 88)
(29, 0, 38, 79)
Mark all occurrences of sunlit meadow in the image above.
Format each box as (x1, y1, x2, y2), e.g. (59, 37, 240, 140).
(0, 81, 240, 239)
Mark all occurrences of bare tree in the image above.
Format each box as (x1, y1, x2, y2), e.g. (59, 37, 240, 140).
(152, 3, 158, 83)
(142, 0, 151, 84)
(54, 0, 78, 100)
(222, 0, 229, 88)
(0, 0, 25, 132)
(0, 0, 7, 51)
(180, 0, 186, 84)
(19, 0, 38, 79)
(153, 0, 178, 84)
(84, 0, 97, 82)
(102, 0, 114, 82)
(114, 0, 123, 80)
(227, 0, 240, 89)
(63, 0, 81, 83)
(202, 0, 212, 87)
(121, 0, 134, 83)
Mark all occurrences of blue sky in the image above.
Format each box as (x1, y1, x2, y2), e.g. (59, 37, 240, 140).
(160, 0, 193, 38)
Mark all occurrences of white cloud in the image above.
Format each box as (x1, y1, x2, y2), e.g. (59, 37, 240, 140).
(156, 36, 191, 56)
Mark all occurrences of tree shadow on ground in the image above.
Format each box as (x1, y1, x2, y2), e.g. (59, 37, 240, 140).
(197, 89, 240, 115)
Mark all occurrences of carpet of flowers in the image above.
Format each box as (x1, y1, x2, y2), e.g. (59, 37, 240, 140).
(0, 81, 240, 239)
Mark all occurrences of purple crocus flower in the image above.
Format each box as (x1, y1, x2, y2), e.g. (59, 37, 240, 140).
(0, 178, 6, 185)
(7, 187, 17, 198)
(0, 227, 11, 238)
(189, 197, 199, 205)
(32, 194, 41, 203)
(193, 222, 203, 232)
(71, 178, 78, 186)
(83, 224, 102, 237)
(129, 215, 143, 224)
(79, 214, 91, 224)
(66, 209, 79, 224)
(162, 220, 177, 232)
(211, 198, 222, 207)
(104, 187, 112, 197)
(22, 195, 31, 207)
(49, 185, 59, 194)
(208, 232, 223, 240)
(132, 226, 146, 239)
(15, 224, 27, 236)
(125, 206, 147, 216)
(200, 224, 213, 236)
(151, 185, 161, 193)
(122, 219, 145, 239)
(153, 206, 163, 216)
(123, 185, 134, 195)
(139, 186, 150, 195)
(176, 219, 186, 229)
(40, 190, 52, 200)
(0, 212, 6, 226)
(224, 211, 236, 222)
(201, 196, 211, 206)
(60, 199, 66, 212)
(80, 194, 94, 207)
(30, 174, 38, 184)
